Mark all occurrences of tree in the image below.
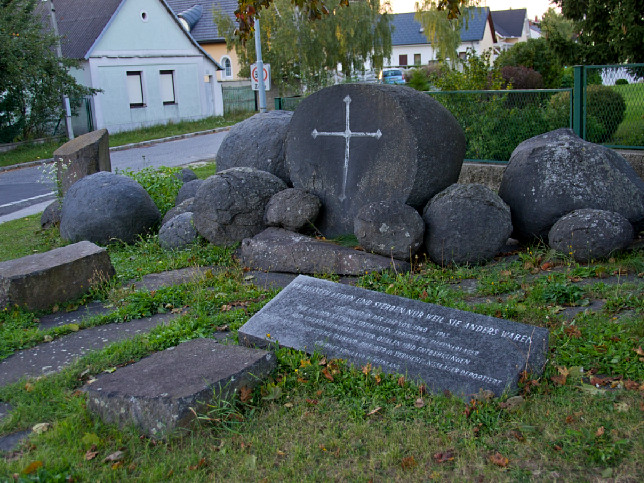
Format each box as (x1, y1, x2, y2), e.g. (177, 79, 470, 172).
(539, 7, 579, 65)
(495, 38, 564, 88)
(0, 0, 94, 142)
(215, 0, 392, 93)
(554, 0, 644, 64)
(232, 0, 470, 41)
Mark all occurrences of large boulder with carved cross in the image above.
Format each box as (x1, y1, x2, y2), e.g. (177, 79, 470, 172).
(285, 84, 466, 237)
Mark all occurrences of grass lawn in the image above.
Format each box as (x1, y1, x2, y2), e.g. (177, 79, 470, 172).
(0, 112, 253, 169)
(0, 169, 642, 481)
(611, 83, 644, 147)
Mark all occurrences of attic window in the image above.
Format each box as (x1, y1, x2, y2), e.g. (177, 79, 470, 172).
(140, 10, 149, 22)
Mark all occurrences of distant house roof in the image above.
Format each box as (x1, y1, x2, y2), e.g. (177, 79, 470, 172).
(165, 0, 239, 43)
(490, 8, 526, 38)
(37, 0, 221, 68)
(392, 7, 494, 46)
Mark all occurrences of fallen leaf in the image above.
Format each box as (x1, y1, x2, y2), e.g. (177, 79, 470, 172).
(414, 398, 425, 408)
(489, 452, 509, 467)
(111, 462, 123, 470)
(397, 376, 406, 387)
(22, 461, 43, 475)
(240, 386, 252, 403)
(614, 402, 630, 412)
(276, 450, 287, 457)
(321, 368, 334, 382)
(244, 275, 255, 281)
(189, 457, 206, 470)
(509, 429, 525, 441)
(553, 444, 563, 452)
(318, 357, 327, 366)
(284, 402, 293, 408)
(433, 450, 455, 463)
(540, 262, 553, 271)
(579, 383, 605, 395)
(85, 449, 98, 461)
(362, 363, 372, 375)
(24, 382, 35, 392)
(595, 426, 605, 437)
(32, 423, 51, 434)
(104, 367, 117, 374)
(499, 395, 524, 411)
(624, 380, 640, 391)
(306, 398, 318, 405)
(216, 324, 229, 332)
(103, 451, 125, 463)
(420, 290, 428, 298)
(401, 455, 417, 470)
(366, 407, 382, 417)
(635, 347, 644, 356)
(374, 374, 382, 384)
(564, 326, 581, 338)
(43, 335, 53, 342)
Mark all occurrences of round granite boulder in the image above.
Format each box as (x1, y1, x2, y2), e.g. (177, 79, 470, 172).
(40, 201, 61, 229)
(192, 167, 287, 246)
(286, 84, 465, 237)
(216, 111, 293, 184)
(175, 179, 204, 206)
(264, 188, 321, 232)
(423, 184, 512, 265)
(548, 209, 634, 262)
(162, 197, 195, 226)
(159, 212, 198, 250)
(60, 172, 160, 245)
(499, 128, 644, 240)
(354, 201, 424, 260)
(174, 167, 198, 183)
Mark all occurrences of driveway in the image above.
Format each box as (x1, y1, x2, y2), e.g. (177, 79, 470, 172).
(0, 130, 228, 224)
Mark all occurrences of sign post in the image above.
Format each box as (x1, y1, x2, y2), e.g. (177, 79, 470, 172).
(253, 18, 267, 113)
(250, 63, 271, 92)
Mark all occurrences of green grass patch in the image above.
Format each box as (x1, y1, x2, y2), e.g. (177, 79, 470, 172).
(0, 112, 252, 168)
(611, 83, 644, 146)
(0, 216, 67, 262)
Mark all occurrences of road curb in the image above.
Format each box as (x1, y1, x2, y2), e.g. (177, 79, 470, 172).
(0, 126, 231, 173)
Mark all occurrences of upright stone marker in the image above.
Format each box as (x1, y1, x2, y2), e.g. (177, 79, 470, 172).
(54, 129, 111, 196)
(240, 276, 549, 398)
(285, 84, 465, 237)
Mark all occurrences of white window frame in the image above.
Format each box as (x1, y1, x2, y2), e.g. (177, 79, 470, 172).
(221, 56, 233, 80)
(126, 71, 144, 108)
(160, 70, 176, 105)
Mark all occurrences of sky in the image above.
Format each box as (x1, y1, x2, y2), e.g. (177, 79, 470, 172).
(389, 1, 560, 21)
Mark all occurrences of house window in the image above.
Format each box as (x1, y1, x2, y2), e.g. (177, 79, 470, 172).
(221, 56, 233, 80)
(414, 54, 421, 65)
(399, 54, 408, 66)
(160, 70, 176, 105)
(126, 71, 144, 108)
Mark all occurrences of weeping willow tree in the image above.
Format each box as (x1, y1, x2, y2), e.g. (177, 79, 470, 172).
(415, 0, 479, 66)
(214, 0, 392, 94)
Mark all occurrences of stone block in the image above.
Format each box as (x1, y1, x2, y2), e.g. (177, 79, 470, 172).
(54, 129, 111, 196)
(0, 241, 114, 311)
(84, 339, 275, 438)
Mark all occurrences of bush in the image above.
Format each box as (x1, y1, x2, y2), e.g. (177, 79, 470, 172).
(407, 68, 430, 91)
(120, 166, 182, 217)
(615, 78, 629, 85)
(495, 38, 564, 88)
(501, 66, 544, 89)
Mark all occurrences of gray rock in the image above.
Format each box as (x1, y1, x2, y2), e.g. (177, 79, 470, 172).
(174, 168, 198, 183)
(354, 201, 424, 260)
(499, 128, 644, 240)
(162, 198, 195, 226)
(548, 209, 634, 262)
(60, 172, 160, 245)
(175, 179, 203, 205)
(159, 212, 198, 250)
(0, 241, 115, 311)
(216, 111, 294, 184)
(40, 200, 61, 229)
(192, 167, 287, 246)
(54, 129, 111, 196)
(238, 227, 411, 276)
(423, 184, 512, 266)
(286, 84, 465, 237)
(264, 188, 321, 232)
(84, 339, 275, 438)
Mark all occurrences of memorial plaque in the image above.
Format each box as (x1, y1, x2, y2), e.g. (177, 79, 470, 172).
(239, 276, 549, 398)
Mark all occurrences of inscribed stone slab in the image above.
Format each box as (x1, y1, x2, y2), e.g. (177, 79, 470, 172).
(239, 276, 549, 398)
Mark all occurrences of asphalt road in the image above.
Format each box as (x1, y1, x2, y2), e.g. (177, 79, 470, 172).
(0, 130, 228, 224)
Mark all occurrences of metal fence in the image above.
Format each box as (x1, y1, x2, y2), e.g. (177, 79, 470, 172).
(222, 85, 256, 114)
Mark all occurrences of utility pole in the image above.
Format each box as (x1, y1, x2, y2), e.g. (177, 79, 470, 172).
(44, 0, 74, 140)
(254, 18, 267, 113)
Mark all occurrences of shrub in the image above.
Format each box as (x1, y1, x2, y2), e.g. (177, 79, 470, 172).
(495, 38, 563, 88)
(120, 166, 182, 216)
(407, 68, 430, 91)
(615, 78, 629, 85)
(501, 66, 544, 90)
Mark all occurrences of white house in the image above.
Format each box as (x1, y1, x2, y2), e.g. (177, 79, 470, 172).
(386, 7, 497, 67)
(49, 0, 224, 134)
(490, 9, 532, 55)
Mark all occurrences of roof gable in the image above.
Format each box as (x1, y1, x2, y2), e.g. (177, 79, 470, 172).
(392, 7, 492, 46)
(165, 0, 238, 43)
(490, 9, 526, 38)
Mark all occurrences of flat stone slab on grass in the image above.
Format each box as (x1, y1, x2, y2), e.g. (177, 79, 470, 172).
(84, 339, 275, 438)
(238, 227, 410, 276)
(128, 266, 219, 292)
(240, 276, 549, 398)
(0, 241, 115, 311)
(0, 313, 176, 387)
(38, 301, 111, 330)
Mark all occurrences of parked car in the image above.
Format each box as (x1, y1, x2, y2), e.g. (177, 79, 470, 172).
(379, 68, 406, 84)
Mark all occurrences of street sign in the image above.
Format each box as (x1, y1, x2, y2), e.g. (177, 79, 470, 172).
(251, 63, 271, 91)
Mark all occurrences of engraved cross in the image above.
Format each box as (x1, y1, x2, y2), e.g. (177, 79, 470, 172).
(311, 95, 382, 201)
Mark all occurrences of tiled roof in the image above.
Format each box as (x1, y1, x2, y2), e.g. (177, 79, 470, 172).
(392, 7, 491, 46)
(40, 0, 124, 59)
(165, 0, 239, 43)
(490, 9, 526, 38)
